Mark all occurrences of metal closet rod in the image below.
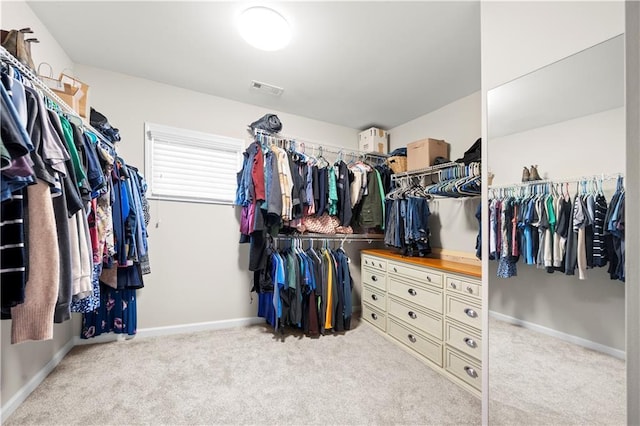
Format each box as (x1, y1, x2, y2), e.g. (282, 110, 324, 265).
(488, 172, 624, 190)
(273, 233, 384, 243)
(254, 129, 388, 160)
(0, 46, 115, 151)
(390, 161, 463, 181)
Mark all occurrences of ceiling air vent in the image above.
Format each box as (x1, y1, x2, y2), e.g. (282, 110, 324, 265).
(250, 80, 284, 96)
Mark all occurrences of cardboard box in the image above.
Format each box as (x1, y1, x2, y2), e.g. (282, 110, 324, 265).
(358, 127, 388, 154)
(60, 73, 90, 118)
(51, 82, 83, 116)
(406, 138, 449, 171)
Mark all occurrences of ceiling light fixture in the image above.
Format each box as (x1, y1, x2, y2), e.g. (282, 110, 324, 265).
(237, 6, 291, 52)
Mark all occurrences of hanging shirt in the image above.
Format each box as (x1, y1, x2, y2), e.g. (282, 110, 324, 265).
(592, 194, 609, 267)
(323, 249, 334, 330)
(335, 161, 352, 226)
(327, 166, 338, 216)
(544, 195, 556, 269)
(573, 195, 588, 280)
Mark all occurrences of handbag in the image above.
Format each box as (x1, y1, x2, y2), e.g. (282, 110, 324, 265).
(302, 213, 339, 234)
(248, 113, 282, 135)
(90, 107, 121, 142)
(1, 28, 38, 72)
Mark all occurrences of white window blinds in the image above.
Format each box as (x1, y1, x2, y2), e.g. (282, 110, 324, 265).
(145, 123, 244, 204)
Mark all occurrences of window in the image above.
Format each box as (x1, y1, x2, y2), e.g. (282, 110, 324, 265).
(145, 123, 244, 204)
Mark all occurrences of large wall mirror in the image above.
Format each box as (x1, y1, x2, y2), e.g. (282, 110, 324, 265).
(487, 34, 626, 424)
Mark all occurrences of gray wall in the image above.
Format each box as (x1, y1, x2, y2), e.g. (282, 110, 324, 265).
(626, 0, 640, 421)
(388, 92, 482, 256)
(1, 318, 79, 409)
(73, 63, 360, 330)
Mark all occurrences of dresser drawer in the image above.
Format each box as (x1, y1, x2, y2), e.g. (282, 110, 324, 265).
(445, 320, 482, 361)
(362, 267, 386, 292)
(388, 276, 443, 314)
(388, 318, 442, 367)
(445, 347, 481, 391)
(362, 303, 386, 332)
(363, 285, 386, 312)
(446, 276, 481, 299)
(362, 255, 387, 272)
(445, 294, 481, 330)
(388, 296, 442, 340)
(388, 261, 442, 288)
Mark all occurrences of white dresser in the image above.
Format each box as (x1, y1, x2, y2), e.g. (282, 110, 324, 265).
(361, 249, 482, 397)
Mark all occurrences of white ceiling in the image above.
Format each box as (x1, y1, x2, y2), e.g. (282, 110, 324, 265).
(27, 1, 481, 131)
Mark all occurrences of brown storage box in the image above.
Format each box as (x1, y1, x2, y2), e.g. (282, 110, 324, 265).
(51, 82, 82, 115)
(406, 138, 449, 171)
(59, 73, 90, 118)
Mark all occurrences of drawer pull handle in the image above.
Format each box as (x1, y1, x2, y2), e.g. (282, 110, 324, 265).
(464, 308, 478, 318)
(408, 289, 417, 296)
(393, 267, 398, 272)
(464, 366, 478, 379)
(371, 313, 378, 320)
(379, 263, 383, 268)
(371, 294, 378, 301)
(408, 311, 417, 319)
(450, 282, 457, 289)
(464, 337, 477, 348)
(365, 260, 369, 265)
(371, 275, 378, 282)
(466, 286, 474, 293)
(426, 276, 432, 282)
(407, 334, 417, 343)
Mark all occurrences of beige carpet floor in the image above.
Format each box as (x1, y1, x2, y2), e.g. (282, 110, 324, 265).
(5, 317, 480, 425)
(489, 318, 626, 425)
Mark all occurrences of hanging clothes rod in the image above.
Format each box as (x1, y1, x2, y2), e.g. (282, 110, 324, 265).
(254, 129, 388, 161)
(0, 46, 115, 151)
(390, 161, 463, 181)
(273, 233, 384, 243)
(487, 172, 624, 190)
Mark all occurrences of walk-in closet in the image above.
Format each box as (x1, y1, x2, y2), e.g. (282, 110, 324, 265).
(1, 1, 639, 425)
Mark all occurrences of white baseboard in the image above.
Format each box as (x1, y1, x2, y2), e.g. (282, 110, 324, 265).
(73, 317, 266, 344)
(489, 311, 626, 360)
(0, 338, 75, 422)
(73, 333, 128, 345)
(134, 317, 265, 339)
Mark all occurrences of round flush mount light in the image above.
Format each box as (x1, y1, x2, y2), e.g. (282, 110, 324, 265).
(237, 6, 291, 51)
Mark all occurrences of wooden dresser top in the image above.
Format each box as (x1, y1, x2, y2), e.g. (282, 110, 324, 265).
(361, 249, 481, 278)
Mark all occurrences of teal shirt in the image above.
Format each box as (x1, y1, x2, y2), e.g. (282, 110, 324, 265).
(328, 167, 338, 216)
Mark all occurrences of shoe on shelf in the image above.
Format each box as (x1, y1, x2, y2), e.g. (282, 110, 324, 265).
(530, 165, 541, 181)
(522, 166, 530, 182)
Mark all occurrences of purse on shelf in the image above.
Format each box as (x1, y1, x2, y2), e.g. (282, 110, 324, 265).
(302, 213, 339, 234)
(248, 113, 282, 135)
(37, 63, 90, 118)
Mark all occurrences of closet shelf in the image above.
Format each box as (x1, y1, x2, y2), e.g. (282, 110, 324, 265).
(389, 161, 481, 198)
(390, 161, 461, 180)
(0, 46, 115, 150)
(254, 129, 389, 163)
(488, 172, 624, 192)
